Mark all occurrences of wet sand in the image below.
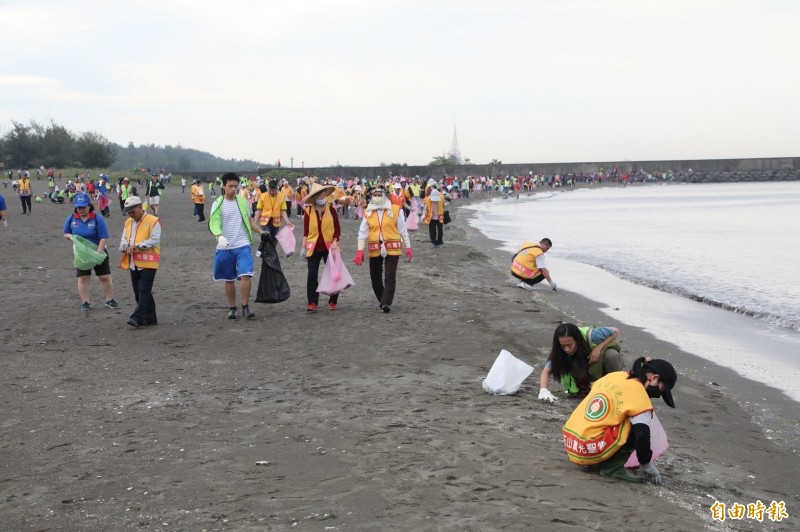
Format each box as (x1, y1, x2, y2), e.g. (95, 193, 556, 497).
(1, 187, 798, 531)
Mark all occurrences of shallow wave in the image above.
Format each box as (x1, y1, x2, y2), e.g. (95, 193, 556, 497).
(598, 265, 800, 333)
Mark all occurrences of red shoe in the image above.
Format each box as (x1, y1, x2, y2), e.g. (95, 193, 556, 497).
(306, 303, 318, 312)
(328, 303, 337, 310)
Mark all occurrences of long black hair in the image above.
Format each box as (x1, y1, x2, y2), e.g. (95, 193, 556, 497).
(73, 204, 95, 215)
(548, 322, 590, 380)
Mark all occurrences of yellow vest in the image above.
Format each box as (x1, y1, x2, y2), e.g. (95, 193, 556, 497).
(366, 205, 402, 257)
(120, 214, 161, 270)
(19, 178, 31, 194)
(424, 196, 445, 223)
(191, 184, 205, 204)
(511, 242, 543, 279)
(257, 191, 286, 226)
(281, 185, 293, 200)
(305, 206, 335, 256)
(562, 371, 653, 465)
(120, 184, 133, 200)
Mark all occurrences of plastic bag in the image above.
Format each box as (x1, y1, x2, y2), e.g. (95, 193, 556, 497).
(317, 249, 355, 295)
(355, 205, 364, 219)
(71, 235, 107, 270)
(482, 349, 534, 395)
(406, 210, 419, 231)
(625, 412, 669, 467)
(275, 224, 296, 257)
(255, 235, 290, 304)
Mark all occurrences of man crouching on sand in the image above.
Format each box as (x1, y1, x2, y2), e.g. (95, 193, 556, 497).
(562, 357, 677, 484)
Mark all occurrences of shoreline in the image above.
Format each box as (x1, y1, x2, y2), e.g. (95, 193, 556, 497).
(1, 188, 797, 530)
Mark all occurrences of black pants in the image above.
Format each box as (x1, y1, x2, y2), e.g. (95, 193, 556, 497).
(512, 272, 545, 286)
(129, 268, 158, 324)
(194, 203, 205, 221)
(429, 220, 443, 245)
(306, 249, 339, 305)
(369, 255, 399, 306)
(20, 195, 32, 213)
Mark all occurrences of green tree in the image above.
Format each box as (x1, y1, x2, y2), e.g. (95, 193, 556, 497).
(77, 131, 115, 168)
(429, 155, 455, 166)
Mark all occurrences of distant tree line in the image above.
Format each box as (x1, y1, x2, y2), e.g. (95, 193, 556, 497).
(1, 120, 115, 169)
(0, 120, 269, 173)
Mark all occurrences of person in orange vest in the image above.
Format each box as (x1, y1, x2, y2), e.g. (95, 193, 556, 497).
(255, 180, 290, 239)
(423, 187, 446, 248)
(511, 238, 556, 291)
(352, 184, 413, 313)
(302, 183, 341, 312)
(18, 173, 33, 214)
(119, 197, 162, 328)
(280, 180, 294, 216)
(191, 179, 206, 222)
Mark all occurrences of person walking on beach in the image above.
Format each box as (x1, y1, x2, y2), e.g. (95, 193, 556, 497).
(181, 176, 186, 193)
(209, 172, 265, 320)
(302, 183, 341, 312)
(538, 323, 623, 401)
(353, 184, 413, 313)
(424, 187, 446, 248)
(119, 178, 134, 213)
(191, 179, 206, 222)
(119, 197, 161, 327)
(255, 180, 291, 239)
(18, 173, 33, 214)
(562, 357, 676, 484)
(63, 193, 119, 312)
(511, 238, 556, 291)
(145, 173, 165, 215)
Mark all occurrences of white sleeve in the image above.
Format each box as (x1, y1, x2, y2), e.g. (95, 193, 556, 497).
(535, 254, 547, 269)
(630, 411, 652, 427)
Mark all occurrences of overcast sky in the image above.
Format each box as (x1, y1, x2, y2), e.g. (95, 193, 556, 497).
(2, 0, 798, 168)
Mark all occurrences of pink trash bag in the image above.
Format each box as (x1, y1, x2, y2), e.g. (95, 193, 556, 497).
(317, 249, 355, 295)
(406, 210, 419, 231)
(355, 205, 364, 219)
(275, 224, 296, 257)
(625, 412, 669, 467)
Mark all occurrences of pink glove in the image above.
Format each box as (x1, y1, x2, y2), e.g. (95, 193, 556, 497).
(353, 250, 364, 265)
(405, 248, 413, 261)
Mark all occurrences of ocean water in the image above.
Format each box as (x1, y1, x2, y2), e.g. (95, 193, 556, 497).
(465, 182, 800, 402)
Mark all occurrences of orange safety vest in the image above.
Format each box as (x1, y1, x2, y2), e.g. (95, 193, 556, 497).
(258, 191, 286, 226)
(424, 196, 445, 224)
(389, 191, 405, 207)
(120, 214, 161, 270)
(511, 242, 543, 279)
(281, 185, 293, 201)
(18, 178, 31, 195)
(304, 205, 335, 256)
(191, 184, 205, 204)
(366, 205, 402, 257)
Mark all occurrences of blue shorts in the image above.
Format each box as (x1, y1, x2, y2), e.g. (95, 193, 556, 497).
(213, 245, 254, 281)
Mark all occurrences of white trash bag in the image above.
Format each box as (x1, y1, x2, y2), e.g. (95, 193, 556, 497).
(482, 349, 534, 395)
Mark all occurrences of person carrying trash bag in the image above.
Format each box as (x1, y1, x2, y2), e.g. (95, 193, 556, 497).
(562, 357, 677, 484)
(254, 232, 290, 305)
(301, 182, 341, 312)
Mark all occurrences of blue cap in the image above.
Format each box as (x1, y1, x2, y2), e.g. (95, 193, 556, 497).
(74, 193, 90, 207)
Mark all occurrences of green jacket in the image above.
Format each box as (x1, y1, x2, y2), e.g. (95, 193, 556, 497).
(208, 195, 253, 245)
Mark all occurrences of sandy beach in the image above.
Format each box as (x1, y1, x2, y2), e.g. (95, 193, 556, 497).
(1, 186, 798, 531)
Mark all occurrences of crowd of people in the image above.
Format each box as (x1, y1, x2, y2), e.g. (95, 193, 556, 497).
(3, 166, 680, 486)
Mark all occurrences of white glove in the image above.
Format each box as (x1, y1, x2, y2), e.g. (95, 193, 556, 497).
(119, 242, 128, 253)
(136, 243, 150, 250)
(538, 388, 557, 402)
(217, 235, 229, 249)
(2, 220, 6, 227)
(549, 281, 557, 292)
(639, 462, 661, 485)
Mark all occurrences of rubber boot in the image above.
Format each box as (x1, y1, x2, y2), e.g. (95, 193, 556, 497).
(598, 449, 643, 483)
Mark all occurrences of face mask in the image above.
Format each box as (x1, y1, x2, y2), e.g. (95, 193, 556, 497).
(315, 198, 327, 205)
(646, 385, 661, 399)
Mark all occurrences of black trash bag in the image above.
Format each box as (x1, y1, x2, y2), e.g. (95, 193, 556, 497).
(255, 234, 291, 304)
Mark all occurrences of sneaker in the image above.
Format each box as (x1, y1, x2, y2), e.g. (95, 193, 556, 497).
(379, 303, 391, 313)
(328, 303, 337, 310)
(517, 281, 535, 291)
(306, 303, 318, 312)
(105, 299, 120, 309)
(241, 304, 255, 319)
(227, 307, 237, 319)
(80, 302, 91, 312)
(126, 318, 140, 328)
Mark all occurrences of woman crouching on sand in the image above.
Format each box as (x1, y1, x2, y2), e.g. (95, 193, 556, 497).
(538, 323, 623, 401)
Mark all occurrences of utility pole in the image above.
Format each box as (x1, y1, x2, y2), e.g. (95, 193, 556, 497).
(290, 157, 294, 169)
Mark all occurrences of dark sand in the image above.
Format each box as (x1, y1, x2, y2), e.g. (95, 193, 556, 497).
(1, 186, 798, 531)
